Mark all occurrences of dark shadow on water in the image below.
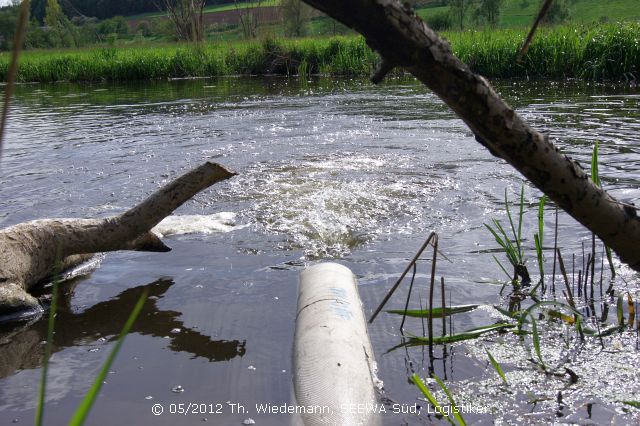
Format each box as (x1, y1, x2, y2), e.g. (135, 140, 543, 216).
(0, 278, 246, 379)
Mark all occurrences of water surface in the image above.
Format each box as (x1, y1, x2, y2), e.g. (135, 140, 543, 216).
(0, 76, 638, 425)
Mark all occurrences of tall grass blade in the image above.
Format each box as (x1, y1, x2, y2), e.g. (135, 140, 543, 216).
(35, 279, 58, 426)
(386, 304, 479, 318)
(529, 313, 544, 367)
(616, 294, 625, 328)
(489, 219, 519, 267)
(503, 187, 524, 262)
(68, 290, 148, 426)
(388, 323, 515, 352)
(591, 141, 600, 187)
(410, 374, 456, 426)
(0, 0, 30, 159)
(605, 245, 616, 279)
(532, 233, 543, 295)
(535, 195, 546, 285)
(486, 349, 508, 386)
(582, 324, 623, 337)
(432, 374, 467, 426)
(492, 255, 512, 281)
(517, 185, 525, 259)
(518, 301, 583, 367)
(491, 305, 520, 319)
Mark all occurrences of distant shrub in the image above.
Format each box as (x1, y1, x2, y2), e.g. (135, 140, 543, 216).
(137, 21, 152, 37)
(426, 11, 452, 31)
(543, 0, 570, 25)
(99, 16, 129, 37)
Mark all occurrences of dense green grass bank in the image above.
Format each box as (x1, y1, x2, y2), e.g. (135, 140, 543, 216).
(1, 22, 638, 83)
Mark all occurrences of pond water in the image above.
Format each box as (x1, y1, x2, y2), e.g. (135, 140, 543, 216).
(0, 76, 639, 425)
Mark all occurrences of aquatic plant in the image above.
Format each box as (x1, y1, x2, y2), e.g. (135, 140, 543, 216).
(385, 304, 479, 318)
(484, 186, 529, 290)
(485, 350, 508, 386)
(411, 373, 467, 426)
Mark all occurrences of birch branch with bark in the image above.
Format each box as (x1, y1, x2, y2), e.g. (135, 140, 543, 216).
(0, 162, 236, 317)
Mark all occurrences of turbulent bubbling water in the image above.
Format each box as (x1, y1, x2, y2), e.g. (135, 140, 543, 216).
(226, 155, 452, 258)
(152, 212, 239, 237)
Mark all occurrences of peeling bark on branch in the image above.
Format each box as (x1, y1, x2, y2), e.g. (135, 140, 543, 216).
(302, 0, 640, 271)
(0, 162, 236, 317)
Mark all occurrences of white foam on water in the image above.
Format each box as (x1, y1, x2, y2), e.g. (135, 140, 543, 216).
(223, 154, 454, 258)
(152, 212, 239, 237)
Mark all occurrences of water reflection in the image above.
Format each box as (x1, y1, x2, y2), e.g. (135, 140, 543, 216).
(0, 278, 246, 380)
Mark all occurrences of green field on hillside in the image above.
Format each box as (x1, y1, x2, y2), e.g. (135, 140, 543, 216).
(416, 0, 640, 28)
(121, 0, 640, 43)
(126, 0, 279, 21)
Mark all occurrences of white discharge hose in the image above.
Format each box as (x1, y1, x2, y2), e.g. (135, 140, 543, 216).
(293, 263, 381, 425)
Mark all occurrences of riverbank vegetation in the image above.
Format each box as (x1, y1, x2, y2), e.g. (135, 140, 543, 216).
(1, 21, 638, 83)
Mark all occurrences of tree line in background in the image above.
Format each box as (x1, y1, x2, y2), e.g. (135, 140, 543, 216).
(0, 0, 132, 49)
(0, 0, 318, 49)
(0, 0, 574, 51)
(0, 0, 232, 49)
(29, 0, 233, 21)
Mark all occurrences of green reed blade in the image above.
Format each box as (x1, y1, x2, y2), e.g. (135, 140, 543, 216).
(529, 313, 544, 367)
(411, 374, 456, 426)
(432, 374, 467, 426)
(68, 290, 148, 426)
(492, 255, 513, 281)
(406, 323, 515, 345)
(591, 140, 600, 187)
(386, 304, 479, 318)
(517, 185, 525, 259)
(35, 280, 58, 426)
(486, 349, 508, 386)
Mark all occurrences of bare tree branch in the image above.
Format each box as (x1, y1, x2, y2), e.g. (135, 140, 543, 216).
(163, 0, 206, 42)
(0, 162, 236, 315)
(234, 0, 263, 39)
(517, 0, 554, 61)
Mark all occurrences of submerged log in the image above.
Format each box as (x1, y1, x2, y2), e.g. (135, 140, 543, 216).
(0, 162, 236, 317)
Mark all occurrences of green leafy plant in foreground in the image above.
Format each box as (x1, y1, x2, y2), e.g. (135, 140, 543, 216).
(385, 304, 479, 318)
(389, 323, 515, 351)
(486, 349, 508, 386)
(411, 373, 466, 426)
(531, 195, 546, 295)
(36, 286, 148, 426)
(484, 186, 530, 289)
